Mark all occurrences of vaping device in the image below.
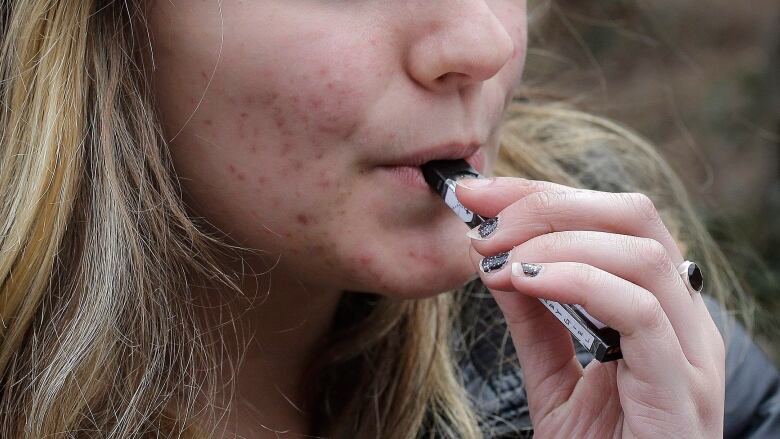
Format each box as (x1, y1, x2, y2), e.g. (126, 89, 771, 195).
(421, 159, 623, 362)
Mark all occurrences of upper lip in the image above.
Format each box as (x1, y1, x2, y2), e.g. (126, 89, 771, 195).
(382, 141, 482, 167)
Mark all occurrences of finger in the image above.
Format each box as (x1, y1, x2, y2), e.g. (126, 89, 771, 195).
(464, 189, 686, 273)
(471, 249, 688, 379)
(455, 176, 589, 218)
(462, 187, 715, 351)
(474, 231, 718, 367)
(503, 259, 692, 386)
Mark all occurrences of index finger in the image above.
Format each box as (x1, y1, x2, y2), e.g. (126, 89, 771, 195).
(455, 176, 592, 217)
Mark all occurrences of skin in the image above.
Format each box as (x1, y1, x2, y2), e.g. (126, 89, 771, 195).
(457, 180, 725, 437)
(144, 0, 724, 437)
(146, 1, 524, 435)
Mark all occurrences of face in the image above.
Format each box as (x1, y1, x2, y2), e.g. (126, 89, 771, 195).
(145, 1, 528, 299)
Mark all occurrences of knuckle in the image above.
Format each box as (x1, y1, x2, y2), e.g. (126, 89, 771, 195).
(624, 192, 661, 224)
(534, 232, 572, 255)
(524, 190, 559, 214)
(635, 237, 674, 273)
(521, 191, 563, 235)
(570, 263, 603, 292)
(633, 292, 667, 332)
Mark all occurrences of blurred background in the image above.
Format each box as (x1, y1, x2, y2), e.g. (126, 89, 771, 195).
(523, 0, 780, 364)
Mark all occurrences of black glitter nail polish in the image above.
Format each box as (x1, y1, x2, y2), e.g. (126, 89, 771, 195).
(520, 263, 543, 277)
(480, 251, 510, 273)
(477, 217, 499, 239)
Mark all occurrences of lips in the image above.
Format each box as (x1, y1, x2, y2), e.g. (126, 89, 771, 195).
(380, 141, 486, 173)
(377, 148, 486, 190)
(461, 148, 485, 174)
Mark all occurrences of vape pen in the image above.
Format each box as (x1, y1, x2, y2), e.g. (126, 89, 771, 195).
(421, 159, 623, 362)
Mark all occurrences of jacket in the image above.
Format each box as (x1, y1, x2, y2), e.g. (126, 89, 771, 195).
(458, 288, 780, 438)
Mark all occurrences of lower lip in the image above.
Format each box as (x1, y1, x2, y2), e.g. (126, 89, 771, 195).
(378, 150, 486, 189)
(379, 165, 429, 188)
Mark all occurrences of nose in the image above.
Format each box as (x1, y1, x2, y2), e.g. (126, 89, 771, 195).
(405, 2, 516, 94)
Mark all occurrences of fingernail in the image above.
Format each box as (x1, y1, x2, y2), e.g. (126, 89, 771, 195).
(466, 216, 499, 240)
(480, 251, 510, 273)
(512, 262, 543, 277)
(457, 177, 493, 190)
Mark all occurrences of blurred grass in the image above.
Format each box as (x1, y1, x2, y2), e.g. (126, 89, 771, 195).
(525, 0, 780, 364)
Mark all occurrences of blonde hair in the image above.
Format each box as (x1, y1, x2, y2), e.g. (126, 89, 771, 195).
(0, 1, 754, 438)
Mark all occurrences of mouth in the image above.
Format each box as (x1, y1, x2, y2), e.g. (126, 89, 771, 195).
(381, 141, 484, 168)
(377, 145, 486, 189)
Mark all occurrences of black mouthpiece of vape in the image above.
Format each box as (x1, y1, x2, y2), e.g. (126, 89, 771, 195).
(420, 159, 488, 229)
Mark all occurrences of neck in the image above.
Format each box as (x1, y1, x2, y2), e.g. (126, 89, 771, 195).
(187, 251, 345, 437)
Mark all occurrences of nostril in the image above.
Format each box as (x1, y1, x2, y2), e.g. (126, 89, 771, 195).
(436, 72, 464, 83)
(433, 72, 478, 93)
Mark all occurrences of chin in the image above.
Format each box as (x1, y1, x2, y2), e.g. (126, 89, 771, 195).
(335, 225, 477, 299)
(367, 268, 478, 300)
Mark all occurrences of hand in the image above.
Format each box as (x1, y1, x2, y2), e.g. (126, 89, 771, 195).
(456, 176, 725, 439)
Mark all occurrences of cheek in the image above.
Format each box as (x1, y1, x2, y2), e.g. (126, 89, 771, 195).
(240, 64, 365, 152)
(187, 44, 384, 206)
(153, 31, 396, 260)
(191, 71, 364, 169)
(221, 29, 382, 156)
(150, 5, 385, 174)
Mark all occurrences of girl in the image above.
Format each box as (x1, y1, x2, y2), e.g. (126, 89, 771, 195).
(1, 1, 777, 437)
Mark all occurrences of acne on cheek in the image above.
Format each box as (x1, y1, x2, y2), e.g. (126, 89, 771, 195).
(203, 49, 376, 263)
(295, 213, 319, 226)
(200, 35, 375, 184)
(247, 64, 364, 149)
(226, 164, 247, 181)
(219, 91, 359, 184)
(344, 250, 392, 291)
(292, 72, 362, 138)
